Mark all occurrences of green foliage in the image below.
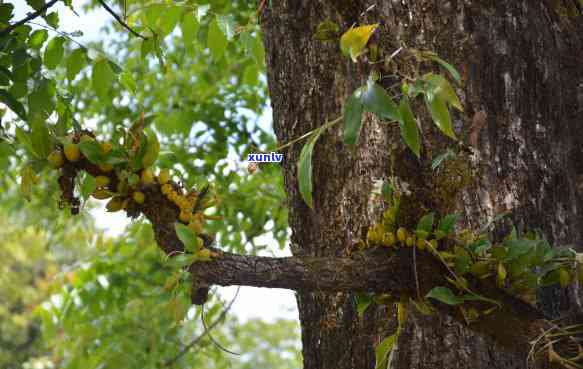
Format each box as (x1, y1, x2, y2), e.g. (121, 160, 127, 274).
(298, 125, 327, 208)
(342, 91, 364, 147)
(0, 1, 293, 368)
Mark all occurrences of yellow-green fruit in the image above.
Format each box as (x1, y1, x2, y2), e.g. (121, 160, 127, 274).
(141, 169, 155, 185)
(188, 219, 203, 234)
(497, 263, 507, 285)
(578, 265, 583, 285)
(397, 227, 407, 243)
(64, 143, 81, 162)
(405, 236, 415, 247)
(381, 232, 395, 247)
(416, 239, 426, 250)
(92, 189, 113, 199)
(95, 175, 110, 187)
(158, 169, 171, 184)
(117, 180, 128, 194)
(100, 142, 113, 154)
(161, 183, 173, 195)
(99, 163, 113, 172)
(47, 150, 65, 168)
(132, 191, 145, 204)
(470, 261, 490, 278)
(80, 134, 94, 143)
(179, 211, 191, 223)
(367, 228, 381, 245)
(559, 268, 571, 288)
(106, 196, 125, 212)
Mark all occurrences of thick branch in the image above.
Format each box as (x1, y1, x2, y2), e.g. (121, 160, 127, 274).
(0, 0, 59, 37)
(187, 247, 547, 353)
(132, 181, 548, 354)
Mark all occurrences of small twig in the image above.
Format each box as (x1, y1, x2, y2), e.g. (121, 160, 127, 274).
(27, 21, 86, 49)
(0, 0, 60, 37)
(96, 0, 147, 39)
(412, 243, 422, 301)
(269, 115, 343, 154)
(164, 287, 240, 366)
(200, 298, 241, 356)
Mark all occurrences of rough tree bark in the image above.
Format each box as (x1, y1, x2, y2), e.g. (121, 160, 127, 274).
(259, 1, 583, 369)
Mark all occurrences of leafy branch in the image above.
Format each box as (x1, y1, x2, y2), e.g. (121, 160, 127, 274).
(96, 0, 147, 39)
(0, 0, 60, 37)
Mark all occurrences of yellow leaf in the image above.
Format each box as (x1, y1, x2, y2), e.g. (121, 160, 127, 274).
(340, 24, 378, 62)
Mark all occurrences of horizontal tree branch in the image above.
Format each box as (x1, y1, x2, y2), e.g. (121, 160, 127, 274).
(118, 174, 552, 358)
(187, 247, 548, 354)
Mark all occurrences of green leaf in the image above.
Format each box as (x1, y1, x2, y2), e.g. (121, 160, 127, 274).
(28, 29, 48, 49)
(398, 96, 420, 157)
(15, 127, 36, 157)
(454, 253, 472, 275)
(28, 79, 54, 117)
(80, 174, 96, 200)
(119, 71, 137, 94)
(342, 91, 364, 147)
(436, 214, 458, 240)
(44, 11, 59, 28)
(298, 126, 326, 208)
(340, 24, 378, 62)
(92, 58, 115, 102)
(78, 140, 103, 164)
(207, 17, 228, 61)
(167, 253, 197, 269)
(243, 64, 259, 86)
(67, 48, 87, 81)
(425, 53, 461, 84)
(145, 4, 182, 36)
(0, 3, 14, 23)
(426, 94, 456, 139)
(360, 81, 400, 121)
(0, 141, 14, 170)
(30, 117, 52, 159)
(0, 89, 26, 120)
(174, 223, 200, 253)
(355, 293, 373, 317)
(503, 239, 535, 262)
(180, 14, 199, 50)
(424, 73, 463, 111)
(416, 213, 434, 233)
(141, 37, 155, 59)
(142, 131, 160, 167)
(374, 333, 397, 369)
(43, 36, 66, 70)
(426, 286, 465, 305)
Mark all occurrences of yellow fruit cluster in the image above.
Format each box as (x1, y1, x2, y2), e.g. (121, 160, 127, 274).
(47, 134, 115, 169)
(161, 183, 198, 223)
(367, 224, 438, 251)
(159, 176, 216, 235)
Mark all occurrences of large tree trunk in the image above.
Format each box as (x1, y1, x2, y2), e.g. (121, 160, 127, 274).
(260, 1, 583, 369)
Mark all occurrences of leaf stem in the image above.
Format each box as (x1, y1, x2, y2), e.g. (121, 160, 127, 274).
(270, 115, 342, 153)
